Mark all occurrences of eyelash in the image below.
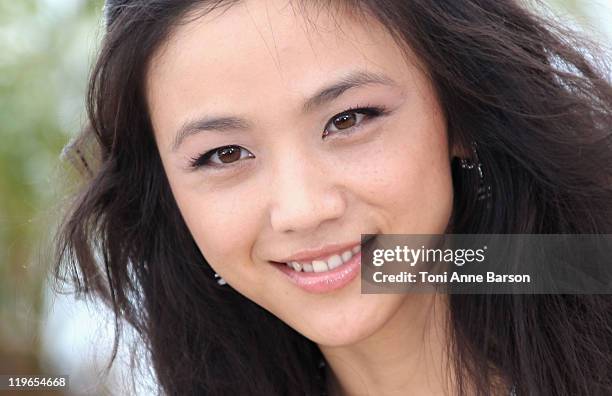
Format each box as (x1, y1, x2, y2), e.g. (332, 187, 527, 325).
(188, 105, 389, 170)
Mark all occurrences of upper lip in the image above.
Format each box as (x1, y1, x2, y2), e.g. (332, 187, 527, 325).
(274, 235, 375, 263)
(275, 241, 361, 263)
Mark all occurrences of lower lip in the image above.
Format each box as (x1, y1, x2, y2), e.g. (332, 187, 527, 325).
(273, 251, 362, 293)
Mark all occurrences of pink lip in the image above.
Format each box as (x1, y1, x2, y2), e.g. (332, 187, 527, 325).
(273, 251, 361, 293)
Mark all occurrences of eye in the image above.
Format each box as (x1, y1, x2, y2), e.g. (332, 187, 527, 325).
(189, 145, 254, 169)
(323, 106, 388, 138)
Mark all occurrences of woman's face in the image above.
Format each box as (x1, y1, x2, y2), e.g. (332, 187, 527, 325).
(147, 0, 454, 346)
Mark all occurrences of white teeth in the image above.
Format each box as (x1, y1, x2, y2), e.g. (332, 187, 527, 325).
(341, 250, 353, 262)
(312, 260, 329, 272)
(284, 245, 361, 273)
(327, 254, 343, 269)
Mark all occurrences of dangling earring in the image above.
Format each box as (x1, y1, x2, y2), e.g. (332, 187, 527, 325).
(214, 273, 227, 286)
(459, 141, 492, 201)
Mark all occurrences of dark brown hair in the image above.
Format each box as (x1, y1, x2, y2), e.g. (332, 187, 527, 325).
(54, 0, 612, 394)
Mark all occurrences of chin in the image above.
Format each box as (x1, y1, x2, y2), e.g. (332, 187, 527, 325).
(284, 293, 409, 347)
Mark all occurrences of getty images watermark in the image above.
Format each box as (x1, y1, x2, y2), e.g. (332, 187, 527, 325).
(360, 234, 612, 294)
(371, 243, 531, 284)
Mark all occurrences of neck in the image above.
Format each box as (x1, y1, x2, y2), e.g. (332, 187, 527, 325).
(319, 293, 453, 396)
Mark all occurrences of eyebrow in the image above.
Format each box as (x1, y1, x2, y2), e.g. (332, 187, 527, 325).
(171, 70, 397, 151)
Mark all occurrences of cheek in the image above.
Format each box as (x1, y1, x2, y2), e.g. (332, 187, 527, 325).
(169, 179, 264, 278)
(341, 109, 452, 233)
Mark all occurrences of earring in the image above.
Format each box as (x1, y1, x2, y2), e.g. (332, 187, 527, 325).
(459, 141, 492, 201)
(214, 273, 227, 286)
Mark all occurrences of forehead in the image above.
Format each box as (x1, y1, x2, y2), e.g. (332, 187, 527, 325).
(145, 0, 417, 137)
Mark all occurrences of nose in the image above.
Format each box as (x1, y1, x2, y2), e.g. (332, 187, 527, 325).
(268, 151, 347, 233)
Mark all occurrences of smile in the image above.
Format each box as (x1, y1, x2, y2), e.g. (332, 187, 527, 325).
(272, 236, 375, 293)
(285, 244, 361, 273)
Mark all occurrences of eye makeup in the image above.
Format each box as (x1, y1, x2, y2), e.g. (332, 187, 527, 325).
(185, 103, 392, 171)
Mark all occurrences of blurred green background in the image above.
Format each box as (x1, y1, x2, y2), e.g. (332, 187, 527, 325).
(0, 0, 609, 395)
(0, 1, 110, 394)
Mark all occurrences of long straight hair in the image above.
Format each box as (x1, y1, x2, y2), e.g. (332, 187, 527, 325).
(54, 0, 612, 394)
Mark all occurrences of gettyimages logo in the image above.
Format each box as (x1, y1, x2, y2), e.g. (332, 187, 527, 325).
(372, 244, 488, 267)
(360, 234, 612, 294)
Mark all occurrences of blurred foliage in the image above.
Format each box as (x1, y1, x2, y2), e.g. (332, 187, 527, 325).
(0, 0, 104, 386)
(0, 0, 608, 394)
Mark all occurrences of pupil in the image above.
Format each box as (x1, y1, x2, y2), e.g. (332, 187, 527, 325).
(334, 113, 356, 129)
(219, 146, 241, 163)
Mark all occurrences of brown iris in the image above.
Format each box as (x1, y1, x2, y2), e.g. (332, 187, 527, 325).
(217, 146, 241, 163)
(333, 113, 357, 130)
